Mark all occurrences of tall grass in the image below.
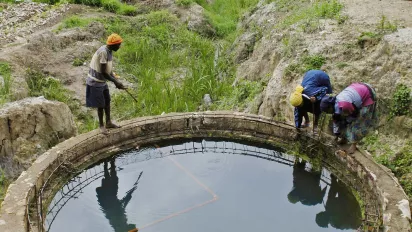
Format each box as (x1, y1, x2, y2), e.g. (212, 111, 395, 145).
(195, 0, 260, 38)
(0, 62, 12, 106)
(105, 11, 234, 119)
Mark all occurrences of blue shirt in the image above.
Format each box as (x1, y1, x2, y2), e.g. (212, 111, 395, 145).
(301, 70, 332, 101)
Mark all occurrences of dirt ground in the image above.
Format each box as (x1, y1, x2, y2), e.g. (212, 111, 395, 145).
(341, 0, 412, 28)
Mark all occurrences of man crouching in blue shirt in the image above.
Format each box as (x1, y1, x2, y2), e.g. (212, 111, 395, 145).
(289, 70, 333, 133)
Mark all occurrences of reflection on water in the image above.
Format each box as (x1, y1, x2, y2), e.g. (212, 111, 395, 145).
(316, 175, 362, 229)
(288, 160, 327, 206)
(96, 160, 141, 232)
(288, 160, 362, 230)
(46, 140, 362, 232)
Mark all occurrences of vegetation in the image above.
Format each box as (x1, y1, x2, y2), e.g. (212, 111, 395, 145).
(0, 168, 8, 206)
(195, 0, 260, 38)
(357, 15, 397, 48)
(273, 0, 344, 32)
(283, 54, 326, 81)
(103, 11, 230, 118)
(25, 69, 97, 133)
(213, 79, 265, 111)
(362, 134, 412, 198)
(390, 84, 411, 118)
(176, 0, 194, 7)
(56, 16, 95, 31)
(0, 62, 12, 106)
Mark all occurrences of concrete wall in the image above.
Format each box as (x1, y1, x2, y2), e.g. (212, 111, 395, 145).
(0, 112, 409, 232)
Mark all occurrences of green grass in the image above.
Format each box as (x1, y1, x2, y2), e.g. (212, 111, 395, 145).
(362, 134, 412, 198)
(195, 0, 260, 38)
(283, 54, 326, 82)
(0, 62, 12, 106)
(90, 11, 235, 119)
(56, 16, 95, 31)
(357, 15, 398, 49)
(176, 0, 194, 7)
(25, 69, 98, 133)
(276, 0, 343, 31)
(0, 168, 9, 207)
(212, 79, 264, 111)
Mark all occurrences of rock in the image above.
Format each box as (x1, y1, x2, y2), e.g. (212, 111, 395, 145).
(176, 3, 215, 37)
(396, 199, 411, 220)
(0, 97, 77, 178)
(203, 94, 212, 107)
(232, 32, 259, 64)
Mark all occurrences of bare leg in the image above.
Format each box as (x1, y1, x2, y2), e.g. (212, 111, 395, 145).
(105, 103, 120, 129)
(98, 108, 108, 135)
(314, 114, 319, 130)
(301, 112, 310, 128)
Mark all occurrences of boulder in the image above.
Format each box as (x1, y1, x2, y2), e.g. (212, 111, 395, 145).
(175, 3, 216, 37)
(0, 97, 77, 178)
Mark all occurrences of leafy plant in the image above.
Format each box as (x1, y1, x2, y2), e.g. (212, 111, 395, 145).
(302, 54, 326, 71)
(72, 58, 85, 67)
(390, 84, 411, 118)
(377, 15, 397, 33)
(0, 62, 12, 106)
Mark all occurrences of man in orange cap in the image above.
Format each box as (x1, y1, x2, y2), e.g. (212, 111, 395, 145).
(86, 33, 126, 135)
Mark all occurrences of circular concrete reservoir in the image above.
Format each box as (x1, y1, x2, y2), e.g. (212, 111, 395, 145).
(45, 139, 362, 232)
(0, 113, 409, 232)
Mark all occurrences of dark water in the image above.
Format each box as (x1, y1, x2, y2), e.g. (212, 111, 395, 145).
(46, 140, 362, 232)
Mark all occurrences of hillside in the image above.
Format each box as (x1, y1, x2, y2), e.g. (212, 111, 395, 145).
(0, 0, 411, 208)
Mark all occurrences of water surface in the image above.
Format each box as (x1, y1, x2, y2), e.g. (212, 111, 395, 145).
(46, 140, 362, 232)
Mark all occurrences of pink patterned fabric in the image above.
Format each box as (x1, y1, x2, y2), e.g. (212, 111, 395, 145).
(350, 83, 374, 106)
(338, 101, 355, 114)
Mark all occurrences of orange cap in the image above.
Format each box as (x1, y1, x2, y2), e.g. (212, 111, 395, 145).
(107, 33, 123, 45)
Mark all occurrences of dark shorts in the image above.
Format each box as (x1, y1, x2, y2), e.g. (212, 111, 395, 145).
(298, 97, 321, 116)
(86, 84, 110, 108)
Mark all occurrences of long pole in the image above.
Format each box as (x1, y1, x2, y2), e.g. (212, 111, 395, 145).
(124, 89, 138, 103)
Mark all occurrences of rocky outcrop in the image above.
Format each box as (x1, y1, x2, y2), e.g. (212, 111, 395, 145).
(232, 1, 412, 125)
(0, 97, 77, 178)
(0, 2, 73, 46)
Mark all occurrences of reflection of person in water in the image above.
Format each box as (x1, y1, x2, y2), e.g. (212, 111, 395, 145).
(287, 160, 327, 206)
(96, 159, 141, 232)
(316, 175, 362, 229)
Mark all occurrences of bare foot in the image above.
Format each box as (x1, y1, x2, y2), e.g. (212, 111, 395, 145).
(347, 144, 357, 154)
(100, 126, 109, 135)
(106, 121, 120, 129)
